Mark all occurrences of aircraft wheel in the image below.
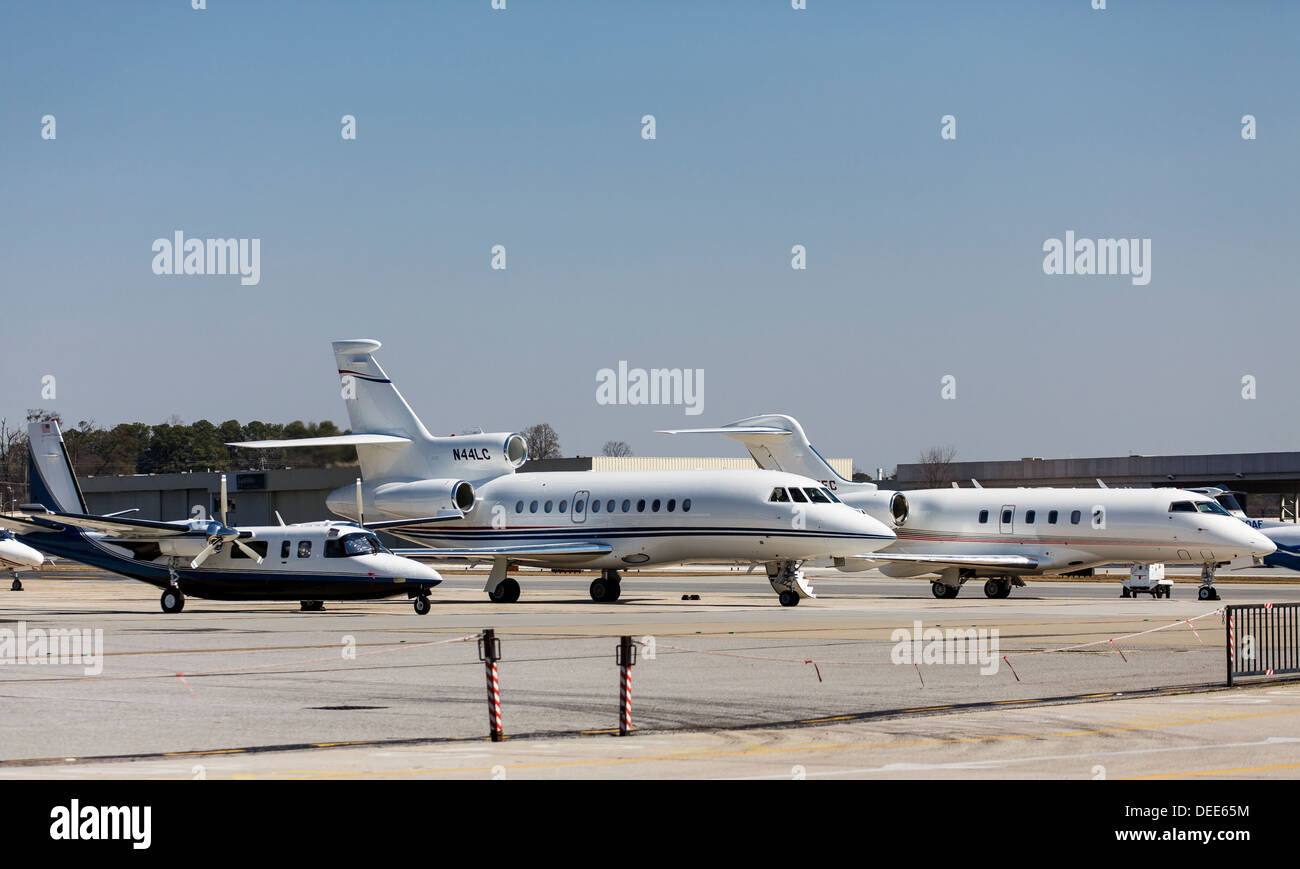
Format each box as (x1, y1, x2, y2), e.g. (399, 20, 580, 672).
(490, 577, 521, 604)
(931, 582, 947, 599)
(984, 579, 1003, 599)
(161, 588, 185, 614)
(1121, 588, 1131, 598)
(778, 590, 800, 607)
(10, 578, 22, 592)
(1198, 585, 1212, 601)
(413, 595, 431, 615)
(589, 577, 619, 602)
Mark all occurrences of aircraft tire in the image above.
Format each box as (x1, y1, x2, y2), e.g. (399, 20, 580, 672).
(413, 595, 431, 615)
(778, 590, 799, 607)
(931, 582, 947, 599)
(161, 588, 185, 614)
(490, 577, 521, 604)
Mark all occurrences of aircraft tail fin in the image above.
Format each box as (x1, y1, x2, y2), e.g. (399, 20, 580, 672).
(26, 420, 89, 513)
(659, 414, 874, 491)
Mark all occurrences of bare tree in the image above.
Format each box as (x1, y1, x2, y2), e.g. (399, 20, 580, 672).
(917, 445, 958, 488)
(601, 440, 633, 457)
(521, 423, 562, 460)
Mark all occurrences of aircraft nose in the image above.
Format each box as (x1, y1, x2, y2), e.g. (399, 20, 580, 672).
(847, 507, 895, 545)
(1245, 528, 1277, 558)
(391, 556, 443, 584)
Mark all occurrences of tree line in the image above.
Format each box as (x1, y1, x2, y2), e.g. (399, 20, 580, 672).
(0, 410, 357, 508)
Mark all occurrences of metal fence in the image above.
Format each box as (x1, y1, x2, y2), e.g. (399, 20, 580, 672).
(1226, 603, 1300, 685)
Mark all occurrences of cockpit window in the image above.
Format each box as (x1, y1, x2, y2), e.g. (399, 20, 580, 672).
(1169, 501, 1197, 513)
(769, 488, 790, 503)
(1195, 500, 1231, 515)
(326, 533, 386, 558)
(803, 488, 831, 503)
(821, 488, 842, 503)
(788, 488, 808, 503)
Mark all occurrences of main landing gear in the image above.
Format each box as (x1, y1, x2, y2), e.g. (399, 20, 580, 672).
(8, 571, 22, 592)
(300, 600, 326, 612)
(983, 578, 1013, 599)
(161, 587, 185, 614)
(590, 569, 621, 602)
(1197, 563, 1221, 601)
(489, 577, 521, 603)
(931, 581, 959, 599)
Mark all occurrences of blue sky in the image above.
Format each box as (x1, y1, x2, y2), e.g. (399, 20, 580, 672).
(2, 0, 1298, 472)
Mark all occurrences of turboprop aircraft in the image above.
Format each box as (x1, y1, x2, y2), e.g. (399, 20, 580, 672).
(1, 420, 446, 614)
(231, 340, 896, 607)
(660, 414, 1276, 601)
(0, 529, 44, 591)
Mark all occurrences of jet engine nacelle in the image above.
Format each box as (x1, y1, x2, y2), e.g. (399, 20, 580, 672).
(434, 432, 528, 480)
(843, 490, 905, 527)
(327, 478, 477, 520)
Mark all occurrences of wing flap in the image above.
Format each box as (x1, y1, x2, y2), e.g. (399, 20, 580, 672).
(228, 434, 411, 448)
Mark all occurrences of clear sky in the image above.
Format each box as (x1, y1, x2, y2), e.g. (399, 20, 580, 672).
(2, 0, 1297, 473)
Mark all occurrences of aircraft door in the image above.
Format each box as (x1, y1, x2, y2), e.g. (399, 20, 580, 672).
(999, 505, 1015, 534)
(572, 490, 589, 524)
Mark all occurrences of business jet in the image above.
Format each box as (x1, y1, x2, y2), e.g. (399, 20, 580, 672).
(661, 414, 1276, 601)
(1, 420, 446, 614)
(0, 529, 44, 591)
(232, 340, 896, 607)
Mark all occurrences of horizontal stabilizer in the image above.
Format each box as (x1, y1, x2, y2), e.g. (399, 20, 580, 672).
(657, 426, 792, 436)
(229, 434, 412, 449)
(365, 510, 465, 530)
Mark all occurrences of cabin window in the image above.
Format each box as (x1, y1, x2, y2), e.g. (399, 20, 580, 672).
(544, 500, 553, 513)
(667, 499, 676, 512)
(769, 488, 790, 503)
(530, 500, 539, 513)
(1025, 510, 1036, 524)
(591, 500, 601, 513)
(280, 540, 291, 559)
(1070, 510, 1082, 524)
(1048, 510, 1058, 524)
(1169, 501, 1197, 512)
(804, 488, 831, 503)
(558, 500, 568, 513)
(651, 499, 661, 512)
(636, 499, 646, 512)
(607, 499, 616, 512)
(682, 498, 692, 512)
(1001, 509, 1012, 524)
(978, 510, 989, 524)
(622, 499, 631, 512)
(297, 541, 312, 558)
(232, 541, 269, 560)
(515, 501, 523, 513)
(574, 499, 584, 513)
(789, 488, 808, 503)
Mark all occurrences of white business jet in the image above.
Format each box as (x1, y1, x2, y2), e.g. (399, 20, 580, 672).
(232, 340, 896, 607)
(0, 529, 44, 591)
(661, 414, 1276, 601)
(2, 420, 446, 614)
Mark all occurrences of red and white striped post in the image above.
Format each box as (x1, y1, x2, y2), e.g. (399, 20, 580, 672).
(617, 635, 637, 736)
(478, 628, 504, 742)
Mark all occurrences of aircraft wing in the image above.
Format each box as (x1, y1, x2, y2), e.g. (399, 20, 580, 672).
(658, 426, 791, 437)
(850, 552, 1041, 569)
(392, 541, 613, 563)
(0, 514, 52, 535)
(16, 509, 197, 540)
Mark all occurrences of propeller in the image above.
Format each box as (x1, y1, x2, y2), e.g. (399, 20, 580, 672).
(190, 475, 264, 568)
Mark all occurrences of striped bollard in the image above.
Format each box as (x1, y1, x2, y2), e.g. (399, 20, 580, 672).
(478, 628, 504, 742)
(617, 635, 637, 736)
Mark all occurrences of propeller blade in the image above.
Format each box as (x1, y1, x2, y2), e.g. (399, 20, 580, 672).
(355, 477, 364, 528)
(220, 474, 228, 526)
(234, 539, 264, 564)
(190, 542, 218, 569)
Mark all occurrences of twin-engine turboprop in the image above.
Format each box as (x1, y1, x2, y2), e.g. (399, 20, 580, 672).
(662, 414, 1276, 601)
(2, 421, 447, 614)
(232, 340, 897, 606)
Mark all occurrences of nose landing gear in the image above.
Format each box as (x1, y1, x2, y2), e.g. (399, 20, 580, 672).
(767, 561, 813, 606)
(1197, 564, 1221, 601)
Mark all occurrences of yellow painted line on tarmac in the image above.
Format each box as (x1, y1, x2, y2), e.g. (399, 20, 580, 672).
(162, 748, 246, 757)
(249, 706, 1300, 779)
(1125, 762, 1300, 780)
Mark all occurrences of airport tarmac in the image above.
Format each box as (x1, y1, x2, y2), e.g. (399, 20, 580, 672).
(1, 566, 1297, 779)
